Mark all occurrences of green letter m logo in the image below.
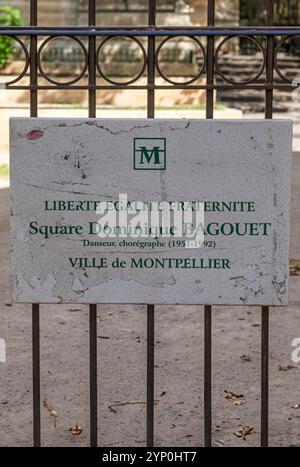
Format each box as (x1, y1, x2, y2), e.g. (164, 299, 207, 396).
(139, 146, 161, 165)
(134, 138, 166, 170)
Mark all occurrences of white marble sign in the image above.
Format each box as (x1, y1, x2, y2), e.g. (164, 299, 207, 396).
(10, 118, 292, 305)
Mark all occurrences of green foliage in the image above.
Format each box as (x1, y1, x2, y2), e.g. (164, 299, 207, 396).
(0, 6, 23, 69)
(0, 164, 9, 178)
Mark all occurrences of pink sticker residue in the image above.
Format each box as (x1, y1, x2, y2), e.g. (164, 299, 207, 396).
(26, 129, 44, 140)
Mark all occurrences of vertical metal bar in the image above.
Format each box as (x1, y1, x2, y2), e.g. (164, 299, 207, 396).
(206, 0, 215, 120)
(32, 304, 41, 447)
(261, 306, 269, 447)
(147, 304, 155, 447)
(88, 0, 98, 448)
(30, 0, 40, 448)
(265, 0, 274, 120)
(147, 0, 156, 119)
(147, 1, 156, 447)
(261, 0, 273, 448)
(30, 0, 38, 118)
(204, 0, 215, 448)
(204, 305, 212, 447)
(89, 304, 98, 447)
(88, 0, 96, 118)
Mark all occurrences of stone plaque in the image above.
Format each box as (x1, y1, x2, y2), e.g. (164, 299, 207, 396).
(10, 118, 292, 305)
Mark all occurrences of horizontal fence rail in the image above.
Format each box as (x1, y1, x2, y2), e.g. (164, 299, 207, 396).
(1, 26, 300, 36)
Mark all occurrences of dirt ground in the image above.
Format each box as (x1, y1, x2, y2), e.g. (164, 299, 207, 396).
(0, 149, 300, 448)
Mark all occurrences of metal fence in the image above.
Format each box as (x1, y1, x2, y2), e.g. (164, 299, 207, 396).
(0, 0, 299, 448)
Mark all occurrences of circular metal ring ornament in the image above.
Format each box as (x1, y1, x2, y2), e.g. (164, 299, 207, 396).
(1, 36, 29, 86)
(37, 35, 88, 86)
(274, 35, 299, 83)
(96, 36, 147, 85)
(155, 35, 206, 85)
(215, 35, 266, 85)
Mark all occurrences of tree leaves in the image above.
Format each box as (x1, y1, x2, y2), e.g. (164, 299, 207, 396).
(0, 6, 24, 70)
